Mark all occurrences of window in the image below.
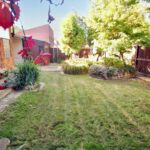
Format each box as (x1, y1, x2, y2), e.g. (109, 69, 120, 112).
(39, 45, 44, 53)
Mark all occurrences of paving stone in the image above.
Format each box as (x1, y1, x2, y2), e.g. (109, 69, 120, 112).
(0, 89, 12, 101)
(0, 138, 10, 150)
(0, 91, 23, 112)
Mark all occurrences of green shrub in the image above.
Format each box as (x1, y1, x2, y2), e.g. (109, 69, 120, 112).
(62, 60, 89, 75)
(107, 67, 120, 78)
(89, 65, 119, 79)
(102, 57, 124, 68)
(121, 65, 136, 74)
(62, 58, 100, 74)
(89, 64, 136, 79)
(11, 60, 40, 90)
(84, 60, 96, 66)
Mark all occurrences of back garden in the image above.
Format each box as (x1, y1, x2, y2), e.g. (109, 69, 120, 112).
(0, 72, 150, 149)
(0, 0, 150, 149)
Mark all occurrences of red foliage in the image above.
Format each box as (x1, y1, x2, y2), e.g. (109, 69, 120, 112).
(0, 85, 6, 90)
(18, 36, 35, 59)
(24, 36, 35, 49)
(4, 80, 8, 83)
(18, 48, 29, 58)
(34, 52, 52, 65)
(0, 0, 20, 29)
(13, 3, 20, 20)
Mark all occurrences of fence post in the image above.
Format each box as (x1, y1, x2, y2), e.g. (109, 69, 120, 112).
(135, 45, 139, 70)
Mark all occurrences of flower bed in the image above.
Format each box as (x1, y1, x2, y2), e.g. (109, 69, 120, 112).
(0, 61, 40, 91)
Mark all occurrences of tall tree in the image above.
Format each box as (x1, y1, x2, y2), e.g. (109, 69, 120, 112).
(60, 13, 85, 55)
(141, 0, 150, 19)
(87, 0, 150, 64)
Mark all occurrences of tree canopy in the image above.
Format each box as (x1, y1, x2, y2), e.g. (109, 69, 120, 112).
(87, 0, 150, 62)
(60, 13, 85, 55)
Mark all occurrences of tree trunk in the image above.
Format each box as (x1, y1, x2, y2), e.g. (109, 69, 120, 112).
(96, 53, 101, 61)
(120, 52, 126, 66)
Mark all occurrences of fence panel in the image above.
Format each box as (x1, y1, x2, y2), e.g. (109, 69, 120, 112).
(136, 46, 150, 74)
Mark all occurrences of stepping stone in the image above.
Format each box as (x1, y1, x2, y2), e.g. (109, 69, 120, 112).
(0, 138, 10, 150)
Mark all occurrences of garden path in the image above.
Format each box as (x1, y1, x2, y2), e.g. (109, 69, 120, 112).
(137, 75, 150, 83)
(0, 90, 22, 112)
(40, 63, 63, 72)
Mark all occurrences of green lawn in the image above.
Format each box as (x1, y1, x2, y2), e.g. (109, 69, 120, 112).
(0, 72, 150, 150)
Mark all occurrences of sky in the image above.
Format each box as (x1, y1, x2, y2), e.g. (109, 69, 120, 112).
(0, 0, 90, 39)
(17, 0, 90, 39)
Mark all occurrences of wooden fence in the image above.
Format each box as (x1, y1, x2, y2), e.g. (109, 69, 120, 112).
(135, 46, 150, 74)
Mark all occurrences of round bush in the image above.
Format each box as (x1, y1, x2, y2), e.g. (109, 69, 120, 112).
(89, 64, 136, 79)
(102, 57, 124, 68)
(89, 65, 119, 79)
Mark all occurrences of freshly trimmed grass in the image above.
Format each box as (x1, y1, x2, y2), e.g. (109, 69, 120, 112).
(0, 72, 150, 150)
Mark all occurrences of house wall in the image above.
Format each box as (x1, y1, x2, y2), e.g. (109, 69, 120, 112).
(0, 38, 14, 69)
(22, 39, 52, 64)
(30, 40, 45, 59)
(12, 37, 23, 65)
(49, 26, 54, 48)
(0, 38, 4, 68)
